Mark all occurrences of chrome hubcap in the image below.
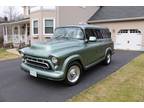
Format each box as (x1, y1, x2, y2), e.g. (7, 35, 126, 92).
(107, 54, 111, 64)
(67, 65, 80, 83)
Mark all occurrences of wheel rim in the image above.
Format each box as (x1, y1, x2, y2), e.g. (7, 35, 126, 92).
(107, 54, 111, 64)
(67, 65, 80, 83)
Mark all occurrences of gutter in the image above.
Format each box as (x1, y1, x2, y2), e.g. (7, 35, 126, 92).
(88, 16, 144, 23)
(0, 17, 30, 25)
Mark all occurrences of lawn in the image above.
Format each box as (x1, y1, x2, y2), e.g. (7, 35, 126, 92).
(69, 53, 144, 102)
(0, 48, 19, 60)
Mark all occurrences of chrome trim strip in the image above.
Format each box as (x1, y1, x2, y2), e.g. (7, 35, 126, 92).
(24, 55, 55, 70)
(26, 58, 49, 68)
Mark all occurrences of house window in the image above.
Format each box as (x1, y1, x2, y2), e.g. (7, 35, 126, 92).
(33, 20, 38, 35)
(44, 19, 54, 34)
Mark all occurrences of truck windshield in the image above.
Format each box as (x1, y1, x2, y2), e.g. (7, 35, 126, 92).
(54, 27, 84, 40)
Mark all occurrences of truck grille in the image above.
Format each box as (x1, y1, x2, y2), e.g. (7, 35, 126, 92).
(24, 55, 51, 70)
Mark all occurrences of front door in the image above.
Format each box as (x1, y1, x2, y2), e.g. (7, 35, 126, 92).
(82, 28, 102, 65)
(84, 41, 102, 65)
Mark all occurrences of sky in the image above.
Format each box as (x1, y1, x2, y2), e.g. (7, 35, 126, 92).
(0, 6, 23, 17)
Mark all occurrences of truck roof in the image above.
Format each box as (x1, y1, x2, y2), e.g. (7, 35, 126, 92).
(57, 24, 108, 30)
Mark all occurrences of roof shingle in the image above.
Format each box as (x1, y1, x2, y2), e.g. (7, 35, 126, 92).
(88, 6, 144, 22)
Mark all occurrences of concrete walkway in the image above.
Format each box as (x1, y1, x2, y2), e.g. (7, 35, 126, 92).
(6, 48, 20, 55)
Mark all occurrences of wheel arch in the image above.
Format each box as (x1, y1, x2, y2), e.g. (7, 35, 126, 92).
(62, 54, 84, 77)
(105, 47, 112, 56)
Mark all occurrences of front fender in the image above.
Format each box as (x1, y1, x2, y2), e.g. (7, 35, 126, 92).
(61, 54, 83, 78)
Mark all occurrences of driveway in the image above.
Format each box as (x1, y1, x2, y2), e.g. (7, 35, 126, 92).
(0, 50, 141, 102)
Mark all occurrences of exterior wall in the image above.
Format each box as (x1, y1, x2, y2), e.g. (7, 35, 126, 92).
(58, 6, 99, 26)
(30, 9, 57, 43)
(90, 20, 144, 50)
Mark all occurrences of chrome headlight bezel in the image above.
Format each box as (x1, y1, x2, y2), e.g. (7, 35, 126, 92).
(51, 56, 58, 64)
(20, 53, 24, 57)
(19, 49, 24, 57)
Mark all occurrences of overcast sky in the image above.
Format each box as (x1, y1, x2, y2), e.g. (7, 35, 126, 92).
(0, 6, 23, 17)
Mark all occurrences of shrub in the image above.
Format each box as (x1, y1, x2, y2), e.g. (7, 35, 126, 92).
(0, 36, 4, 48)
(3, 43, 13, 48)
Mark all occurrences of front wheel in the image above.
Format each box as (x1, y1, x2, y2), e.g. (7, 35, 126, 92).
(103, 52, 111, 65)
(64, 61, 82, 86)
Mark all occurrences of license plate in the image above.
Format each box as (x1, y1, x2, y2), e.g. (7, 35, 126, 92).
(30, 70, 37, 77)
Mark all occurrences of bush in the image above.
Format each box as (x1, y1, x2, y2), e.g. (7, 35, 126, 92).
(0, 36, 4, 48)
(3, 43, 13, 48)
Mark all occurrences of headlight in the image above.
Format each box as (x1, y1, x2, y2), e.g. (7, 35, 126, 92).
(51, 56, 58, 64)
(20, 53, 24, 57)
(19, 49, 24, 57)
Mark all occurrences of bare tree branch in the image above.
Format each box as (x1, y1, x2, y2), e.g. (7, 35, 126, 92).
(3, 6, 22, 21)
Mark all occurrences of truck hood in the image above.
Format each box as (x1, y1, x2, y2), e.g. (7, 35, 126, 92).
(23, 39, 83, 57)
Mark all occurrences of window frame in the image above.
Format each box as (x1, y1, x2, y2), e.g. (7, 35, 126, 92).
(32, 19, 39, 36)
(43, 18, 55, 36)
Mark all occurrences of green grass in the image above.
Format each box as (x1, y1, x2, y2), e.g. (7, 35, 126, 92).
(69, 53, 144, 102)
(0, 48, 19, 61)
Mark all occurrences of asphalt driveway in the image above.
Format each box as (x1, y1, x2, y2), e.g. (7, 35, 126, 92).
(0, 50, 141, 102)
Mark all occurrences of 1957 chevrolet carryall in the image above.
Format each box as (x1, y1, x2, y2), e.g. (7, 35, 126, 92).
(19, 24, 114, 85)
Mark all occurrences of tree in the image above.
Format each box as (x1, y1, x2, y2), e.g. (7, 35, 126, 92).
(3, 6, 22, 21)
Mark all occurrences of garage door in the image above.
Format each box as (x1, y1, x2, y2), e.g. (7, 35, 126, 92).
(115, 29, 142, 50)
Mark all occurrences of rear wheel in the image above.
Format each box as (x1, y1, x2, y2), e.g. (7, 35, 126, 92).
(103, 51, 111, 65)
(64, 61, 82, 86)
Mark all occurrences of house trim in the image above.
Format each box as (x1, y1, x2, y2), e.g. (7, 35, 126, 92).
(43, 17, 55, 37)
(0, 18, 30, 25)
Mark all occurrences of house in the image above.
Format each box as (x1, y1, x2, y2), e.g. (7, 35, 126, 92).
(0, 6, 98, 47)
(88, 6, 144, 51)
(0, 6, 30, 48)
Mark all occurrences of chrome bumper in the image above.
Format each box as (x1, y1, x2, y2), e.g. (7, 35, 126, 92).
(21, 63, 65, 81)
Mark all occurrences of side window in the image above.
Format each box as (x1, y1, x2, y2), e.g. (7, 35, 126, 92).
(107, 31, 111, 38)
(94, 29, 103, 39)
(105, 29, 111, 38)
(100, 29, 107, 38)
(85, 29, 95, 40)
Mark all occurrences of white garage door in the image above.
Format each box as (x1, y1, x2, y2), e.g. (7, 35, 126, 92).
(115, 29, 142, 50)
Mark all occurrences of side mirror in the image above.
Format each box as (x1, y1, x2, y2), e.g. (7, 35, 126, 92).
(89, 36, 96, 42)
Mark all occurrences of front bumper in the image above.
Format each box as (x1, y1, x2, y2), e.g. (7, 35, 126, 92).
(21, 63, 65, 81)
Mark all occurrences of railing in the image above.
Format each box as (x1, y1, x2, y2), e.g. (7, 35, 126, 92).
(3, 35, 29, 44)
(3, 35, 13, 43)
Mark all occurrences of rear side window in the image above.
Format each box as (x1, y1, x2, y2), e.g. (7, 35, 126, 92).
(93, 29, 103, 39)
(100, 29, 111, 39)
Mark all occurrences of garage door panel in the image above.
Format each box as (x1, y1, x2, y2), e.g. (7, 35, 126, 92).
(115, 29, 142, 51)
(129, 34, 142, 50)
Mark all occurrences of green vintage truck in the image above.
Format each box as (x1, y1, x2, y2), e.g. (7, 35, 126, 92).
(19, 24, 114, 85)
